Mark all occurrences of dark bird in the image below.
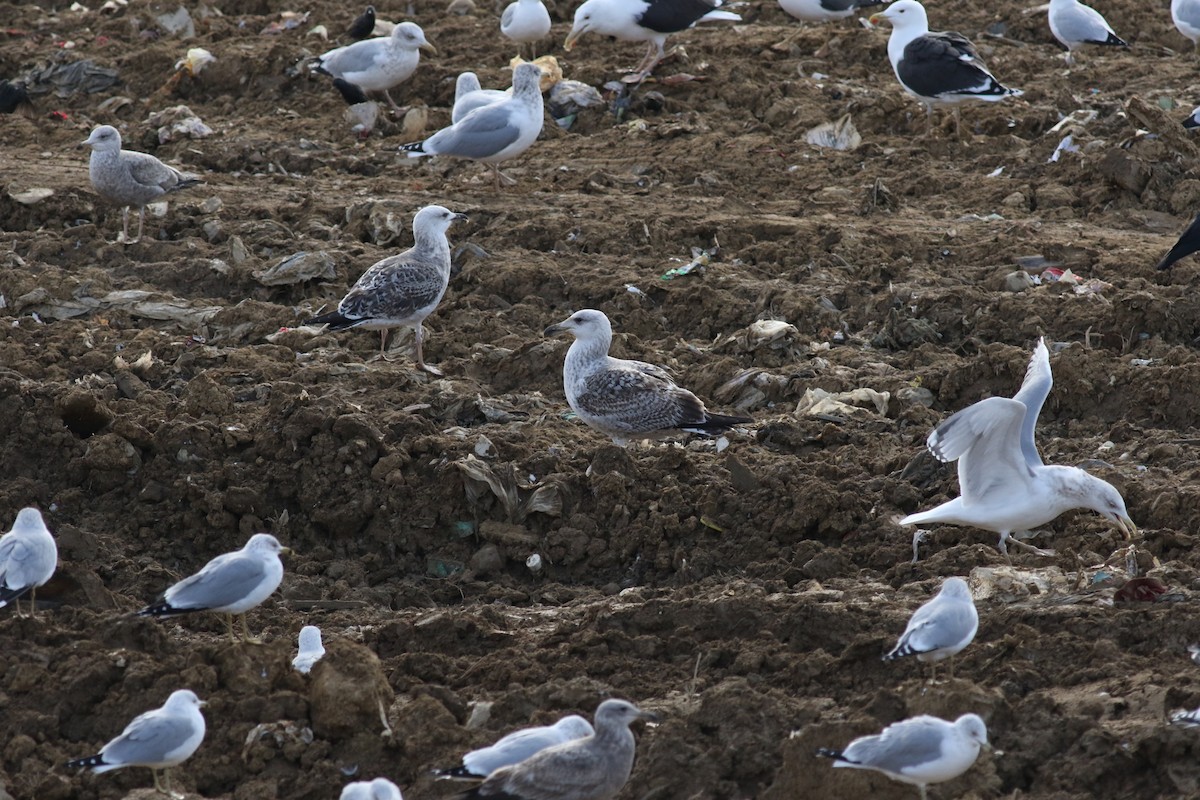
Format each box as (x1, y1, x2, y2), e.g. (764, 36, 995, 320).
(0, 80, 32, 114)
(348, 5, 377, 40)
(1157, 213, 1200, 270)
(1184, 105, 1200, 130)
(333, 77, 371, 105)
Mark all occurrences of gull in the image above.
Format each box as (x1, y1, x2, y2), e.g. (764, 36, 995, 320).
(1185, 106, 1200, 130)
(83, 125, 202, 244)
(869, 0, 1022, 136)
(341, 777, 404, 800)
(305, 205, 466, 373)
(293, 625, 326, 674)
(452, 71, 510, 123)
(137, 533, 290, 643)
(900, 338, 1136, 557)
(1048, 0, 1128, 66)
(1174, 0, 1200, 50)
(778, 0, 884, 24)
(0, 507, 57, 617)
(564, 0, 741, 82)
(311, 21, 435, 112)
(883, 577, 978, 680)
(435, 714, 595, 779)
(66, 689, 207, 799)
(401, 62, 543, 192)
(817, 714, 990, 800)
(1157, 211, 1200, 270)
(543, 309, 752, 446)
(460, 699, 660, 800)
(501, 0, 553, 58)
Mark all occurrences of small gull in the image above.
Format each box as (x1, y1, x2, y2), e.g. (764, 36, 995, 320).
(869, 0, 1022, 136)
(1185, 106, 1200, 130)
(1156, 212, 1200, 270)
(306, 205, 466, 373)
(564, 0, 741, 81)
(460, 699, 659, 800)
(1173, 0, 1200, 50)
(779, 0, 884, 24)
(66, 689, 207, 799)
(83, 124, 202, 244)
(817, 713, 990, 800)
(883, 577, 978, 680)
(1048, 0, 1127, 66)
(401, 62, 543, 192)
(293, 625, 326, 674)
(452, 71, 510, 124)
(502, 0, 553, 57)
(348, 5, 377, 40)
(900, 338, 1136, 557)
(137, 533, 290, 643)
(435, 714, 595, 779)
(312, 21, 435, 112)
(0, 507, 57, 617)
(543, 309, 752, 446)
(341, 777, 404, 800)
(1171, 707, 1200, 728)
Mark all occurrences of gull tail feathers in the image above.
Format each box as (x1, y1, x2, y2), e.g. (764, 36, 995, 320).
(66, 754, 108, 771)
(681, 412, 753, 436)
(399, 141, 430, 158)
(306, 310, 359, 330)
(432, 766, 484, 780)
(815, 748, 859, 765)
(136, 600, 188, 617)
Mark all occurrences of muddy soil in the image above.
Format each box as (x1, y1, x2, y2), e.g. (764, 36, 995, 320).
(5, 0, 1200, 797)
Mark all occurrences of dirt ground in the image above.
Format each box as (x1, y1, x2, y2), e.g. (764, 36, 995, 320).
(6, 0, 1200, 797)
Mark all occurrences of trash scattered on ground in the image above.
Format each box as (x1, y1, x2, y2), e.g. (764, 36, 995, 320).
(805, 114, 861, 151)
(174, 47, 216, 76)
(261, 11, 310, 35)
(1048, 134, 1080, 163)
(147, 105, 212, 142)
(795, 387, 890, 418)
(156, 6, 195, 38)
(21, 58, 120, 97)
(253, 251, 337, 286)
(8, 187, 53, 205)
(661, 245, 716, 280)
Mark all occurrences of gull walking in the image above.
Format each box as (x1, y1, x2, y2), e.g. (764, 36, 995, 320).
(137, 533, 290, 643)
(67, 689, 206, 799)
(818, 713, 990, 800)
(435, 714, 595, 779)
(0, 507, 57, 617)
(884, 577, 978, 680)
(306, 205, 465, 373)
(401, 62, 544, 191)
(311, 21, 435, 112)
(900, 338, 1136, 557)
(544, 309, 751, 446)
(869, 0, 1022, 136)
(83, 125, 201, 244)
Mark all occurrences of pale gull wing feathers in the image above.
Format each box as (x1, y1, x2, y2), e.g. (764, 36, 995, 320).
(1010, 338, 1051, 468)
(926, 396, 1032, 504)
(163, 552, 270, 611)
(501, 3, 518, 27)
(463, 717, 594, 776)
(318, 40, 392, 79)
(0, 537, 45, 593)
(1051, 0, 1120, 44)
(423, 103, 523, 160)
(96, 706, 203, 771)
(841, 716, 952, 776)
(475, 739, 623, 800)
(890, 596, 976, 658)
(124, 151, 191, 194)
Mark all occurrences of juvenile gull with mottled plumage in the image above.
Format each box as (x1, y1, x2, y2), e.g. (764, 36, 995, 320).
(306, 205, 465, 373)
(884, 577, 978, 680)
(66, 689, 207, 798)
(544, 309, 751, 446)
(899, 338, 1136, 557)
(870, 0, 1022, 136)
(435, 715, 595, 779)
(83, 124, 202, 244)
(817, 714, 990, 800)
(459, 699, 659, 800)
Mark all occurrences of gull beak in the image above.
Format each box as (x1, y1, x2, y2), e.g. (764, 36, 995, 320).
(198, 700, 209, 707)
(639, 709, 664, 723)
(280, 546, 295, 556)
(420, 40, 438, 55)
(868, 12, 885, 24)
(563, 28, 582, 51)
(543, 320, 569, 336)
(452, 212, 469, 222)
(1117, 515, 1138, 540)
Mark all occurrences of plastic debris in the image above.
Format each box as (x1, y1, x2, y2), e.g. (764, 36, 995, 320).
(1170, 708, 1200, 728)
(661, 246, 716, 280)
(508, 55, 562, 92)
(20, 59, 120, 97)
(1047, 135, 1080, 163)
(526, 553, 543, 573)
(253, 251, 337, 287)
(426, 556, 464, 578)
(8, 188, 53, 205)
(344, 101, 379, 140)
(147, 105, 213, 142)
(156, 6, 195, 38)
(453, 455, 563, 523)
(175, 47, 216, 76)
(1113, 576, 1167, 602)
(261, 11, 310, 34)
(805, 114, 861, 151)
(548, 79, 604, 120)
(795, 387, 889, 418)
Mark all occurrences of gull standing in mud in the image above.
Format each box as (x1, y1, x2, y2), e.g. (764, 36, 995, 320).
(817, 713, 990, 800)
(83, 125, 202, 244)
(401, 63, 543, 192)
(0, 507, 57, 617)
(900, 338, 1136, 557)
(341, 777, 404, 799)
(460, 699, 659, 800)
(564, 0, 741, 81)
(293, 625, 326, 674)
(501, 0, 553, 58)
(869, 0, 1022, 136)
(452, 71, 510, 123)
(884, 577, 978, 680)
(1048, 0, 1127, 66)
(310, 21, 435, 112)
(435, 714, 595, 779)
(306, 205, 465, 372)
(66, 689, 207, 799)
(544, 309, 752, 446)
(137, 533, 290, 643)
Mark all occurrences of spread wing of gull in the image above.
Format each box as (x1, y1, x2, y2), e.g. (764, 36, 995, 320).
(1010, 338, 1051, 468)
(576, 363, 707, 434)
(336, 256, 446, 325)
(160, 552, 271, 612)
(926, 396, 1033, 505)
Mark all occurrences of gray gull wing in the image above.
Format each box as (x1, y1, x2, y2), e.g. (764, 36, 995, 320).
(124, 151, 192, 194)
(97, 708, 203, 768)
(838, 716, 952, 774)
(424, 104, 522, 160)
(1010, 338, 1051, 468)
(158, 552, 270, 611)
(926, 396, 1032, 503)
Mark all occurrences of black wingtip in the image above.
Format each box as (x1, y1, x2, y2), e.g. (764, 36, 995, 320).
(1184, 117, 1200, 131)
(815, 747, 847, 761)
(136, 600, 185, 617)
(66, 754, 105, 770)
(432, 766, 484, 780)
(882, 643, 917, 662)
(1106, 32, 1129, 47)
(399, 141, 426, 154)
(305, 310, 357, 329)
